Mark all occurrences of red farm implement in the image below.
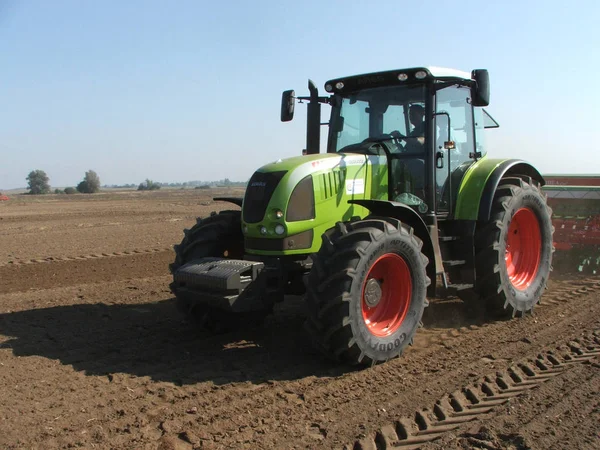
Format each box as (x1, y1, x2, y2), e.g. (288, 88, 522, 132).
(0, 194, 9, 201)
(543, 175, 600, 274)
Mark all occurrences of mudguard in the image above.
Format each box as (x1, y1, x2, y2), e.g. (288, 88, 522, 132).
(454, 158, 544, 221)
(214, 197, 244, 207)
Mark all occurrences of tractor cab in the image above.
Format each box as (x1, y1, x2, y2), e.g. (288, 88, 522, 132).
(282, 67, 498, 217)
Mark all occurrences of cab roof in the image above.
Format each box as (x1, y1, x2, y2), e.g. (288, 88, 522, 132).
(324, 66, 473, 94)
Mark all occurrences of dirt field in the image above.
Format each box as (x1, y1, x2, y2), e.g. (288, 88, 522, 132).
(0, 190, 598, 450)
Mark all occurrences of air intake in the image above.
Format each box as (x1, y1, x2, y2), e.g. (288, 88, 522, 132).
(243, 171, 287, 223)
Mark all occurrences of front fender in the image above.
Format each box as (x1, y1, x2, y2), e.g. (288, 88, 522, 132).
(214, 197, 243, 207)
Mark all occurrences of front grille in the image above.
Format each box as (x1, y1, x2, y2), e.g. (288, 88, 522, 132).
(245, 230, 314, 252)
(243, 171, 287, 223)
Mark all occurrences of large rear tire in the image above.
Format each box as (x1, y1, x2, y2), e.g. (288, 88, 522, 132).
(465, 178, 554, 317)
(305, 217, 430, 366)
(170, 210, 269, 333)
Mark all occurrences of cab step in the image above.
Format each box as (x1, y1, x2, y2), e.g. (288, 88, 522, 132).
(443, 259, 466, 267)
(439, 235, 460, 242)
(446, 283, 474, 292)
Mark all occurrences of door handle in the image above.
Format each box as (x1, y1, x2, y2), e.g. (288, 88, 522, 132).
(436, 151, 444, 169)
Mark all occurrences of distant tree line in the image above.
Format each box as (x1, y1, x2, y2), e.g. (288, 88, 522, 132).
(26, 169, 101, 195)
(104, 178, 248, 189)
(24, 169, 247, 195)
(137, 179, 161, 191)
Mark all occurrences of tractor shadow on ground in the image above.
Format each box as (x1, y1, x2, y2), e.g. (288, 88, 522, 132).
(0, 296, 356, 385)
(0, 295, 495, 386)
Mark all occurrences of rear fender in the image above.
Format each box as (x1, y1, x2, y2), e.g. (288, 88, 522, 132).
(455, 159, 545, 221)
(478, 161, 545, 221)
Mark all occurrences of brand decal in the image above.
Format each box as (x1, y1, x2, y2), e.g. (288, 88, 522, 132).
(346, 178, 365, 195)
(341, 156, 366, 167)
(357, 75, 385, 85)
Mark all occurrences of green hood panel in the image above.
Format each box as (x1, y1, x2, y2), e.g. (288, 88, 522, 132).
(243, 153, 389, 255)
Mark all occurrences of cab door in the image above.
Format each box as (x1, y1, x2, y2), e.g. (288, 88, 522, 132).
(434, 85, 476, 213)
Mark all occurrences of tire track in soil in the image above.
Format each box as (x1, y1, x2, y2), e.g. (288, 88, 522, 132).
(423, 362, 600, 450)
(0, 246, 172, 268)
(347, 330, 600, 449)
(0, 249, 174, 294)
(0, 258, 598, 449)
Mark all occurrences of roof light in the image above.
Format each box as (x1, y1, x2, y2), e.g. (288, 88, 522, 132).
(274, 209, 284, 219)
(397, 73, 408, 81)
(335, 81, 344, 90)
(415, 70, 427, 80)
(325, 84, 333, 92)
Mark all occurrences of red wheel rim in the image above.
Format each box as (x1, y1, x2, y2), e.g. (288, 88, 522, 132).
(505, 207, 541, 290)
(361, 253, 412, 337)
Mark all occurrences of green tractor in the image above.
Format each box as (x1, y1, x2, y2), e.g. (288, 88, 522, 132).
(170, 67, 554, 366)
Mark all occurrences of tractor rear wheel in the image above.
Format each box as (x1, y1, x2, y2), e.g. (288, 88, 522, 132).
(170, 210, 269, 333)
(467, 178, 554, 317)
(305, 217, 430, 366)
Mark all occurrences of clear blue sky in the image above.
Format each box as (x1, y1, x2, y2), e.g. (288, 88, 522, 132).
(1, 0, 599, 189)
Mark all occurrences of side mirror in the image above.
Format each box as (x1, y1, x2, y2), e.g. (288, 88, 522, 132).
(281, 90, 295, 122)
(471, 69, 490, 107)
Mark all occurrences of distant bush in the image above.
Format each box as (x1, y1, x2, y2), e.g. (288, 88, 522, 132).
(77, 170, 101, 194)
(195, 185, 211, 190)
(138, 179, 161, 191)
(64, 187, 77, 194)
(54, 188, 64, 194)
(26, 169, 51, 194)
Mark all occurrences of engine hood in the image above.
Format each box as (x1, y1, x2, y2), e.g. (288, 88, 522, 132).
(257, 152, 371, 186)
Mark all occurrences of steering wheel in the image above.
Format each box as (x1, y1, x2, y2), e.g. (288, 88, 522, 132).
(362, 132, 405, 151)
(388, 130, 406, 144)
(359, 136, 395, 159)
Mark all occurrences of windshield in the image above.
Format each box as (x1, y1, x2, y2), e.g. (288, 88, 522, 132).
(331, 84, 427, 153)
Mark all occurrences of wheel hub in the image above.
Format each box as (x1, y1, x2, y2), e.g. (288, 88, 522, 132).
(361, 253, 412, 337)
(364, 278, 382, 307)
(505, 207, 542, 290)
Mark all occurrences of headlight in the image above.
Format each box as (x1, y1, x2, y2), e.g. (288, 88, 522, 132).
(286, 175, 315, 222)
(275, 224, 285, 235)
(260, 226, 268, 235)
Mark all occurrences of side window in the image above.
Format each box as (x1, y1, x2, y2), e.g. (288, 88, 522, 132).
(474, 107, 487, 157)
(337, 98, 369, 149)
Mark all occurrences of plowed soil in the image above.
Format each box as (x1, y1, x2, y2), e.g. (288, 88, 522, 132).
(0, 190, 598, 450)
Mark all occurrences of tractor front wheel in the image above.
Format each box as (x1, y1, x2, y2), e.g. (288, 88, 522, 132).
(305, 217, 430, 366)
